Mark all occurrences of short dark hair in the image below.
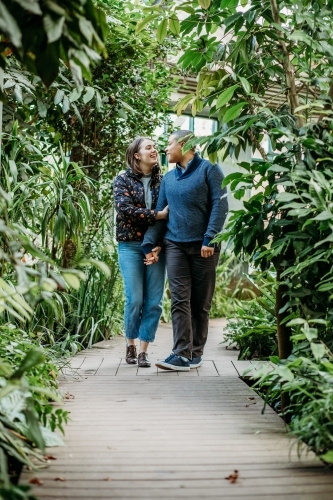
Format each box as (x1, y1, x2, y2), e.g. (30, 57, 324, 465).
(126, 136, 159, 175)
(170, 130, 196, 150)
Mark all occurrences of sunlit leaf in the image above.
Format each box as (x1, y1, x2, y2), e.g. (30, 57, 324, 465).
(135, 13, 160, 34)
(169, 15, 180, 35)
(156, 18, 168, 43)
(216, 85, 239, 109)
(198, 0, 211, 8)
(222, 102, 248, 123)
(310, 342, 326, 361)
(82, 86, 95, 104)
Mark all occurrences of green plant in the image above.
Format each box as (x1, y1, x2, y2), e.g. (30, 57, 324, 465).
(210, 253, 251, 319)
(224, 300, 277, 360)
(255, 319, 333, 462)
(0, 348, 65, 491)
(0, 326, 68, 438)
(139, 0, 333, 364)
(0, 448, 38, 500)
(0, 0, 108, 88)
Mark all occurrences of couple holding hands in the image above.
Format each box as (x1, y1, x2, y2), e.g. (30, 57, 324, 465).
(114, 130, 228, 370)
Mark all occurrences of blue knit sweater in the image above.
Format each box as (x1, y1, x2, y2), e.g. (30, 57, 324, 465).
(141, 153, 228, 255)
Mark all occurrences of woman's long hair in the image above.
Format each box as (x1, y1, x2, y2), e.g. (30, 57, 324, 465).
(126, 136, 160, 176)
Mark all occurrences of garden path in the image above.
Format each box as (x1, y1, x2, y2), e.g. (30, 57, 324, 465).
(22, 319, 333, 499)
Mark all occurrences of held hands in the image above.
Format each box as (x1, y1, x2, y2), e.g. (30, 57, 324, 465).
(144, 246, 161, 266)
(201, 246, 214, 258)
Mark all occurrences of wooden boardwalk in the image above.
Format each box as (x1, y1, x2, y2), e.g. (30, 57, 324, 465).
(22, 319, 333, 499)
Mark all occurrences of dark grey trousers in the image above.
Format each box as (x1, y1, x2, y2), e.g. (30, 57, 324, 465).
(164, 239, 220, 359)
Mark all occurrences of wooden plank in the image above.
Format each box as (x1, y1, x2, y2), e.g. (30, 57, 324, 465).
(26, 483, 333, 498)
(23, 476, 333, 487)
(22, 467, 331, 480)
(95, 357, 121, 376)
(21, 321, 332, 499)
(75, 356, 104, 375)
(213, 360, 240, 376)
(231, 359, 251, 377)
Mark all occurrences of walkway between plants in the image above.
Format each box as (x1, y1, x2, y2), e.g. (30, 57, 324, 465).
(22, 319, 333, 499)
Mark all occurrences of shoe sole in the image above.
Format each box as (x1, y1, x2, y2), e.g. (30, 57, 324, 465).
(155, 361, 190, 371)
(189, 360, 203, 369)
(138, 364, 151, 368)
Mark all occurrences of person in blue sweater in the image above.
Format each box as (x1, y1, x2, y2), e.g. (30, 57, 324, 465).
(141, 130, 228, 371)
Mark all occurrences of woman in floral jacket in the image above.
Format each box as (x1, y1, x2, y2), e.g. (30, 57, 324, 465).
(114, 137, 168, 368)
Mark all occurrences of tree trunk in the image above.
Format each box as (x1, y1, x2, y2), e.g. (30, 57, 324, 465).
(269, 0, 304, 128)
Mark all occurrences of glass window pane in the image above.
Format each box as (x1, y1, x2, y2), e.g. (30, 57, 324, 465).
(171, 113, 191, 130)
(194, 117, 214, 136)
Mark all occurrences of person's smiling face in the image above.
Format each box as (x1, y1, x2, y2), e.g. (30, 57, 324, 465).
(135, 139, 158, 168)
(165, 135, 183, 164)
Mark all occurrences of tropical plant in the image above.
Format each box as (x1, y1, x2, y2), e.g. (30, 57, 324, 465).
(0, 0, 108, 88)
(223, 272, 277, 358)
(0, 346, 66, 493)
(210, 252, 251, 319)
(0, 0, 177, 349)
(137, 0, 333, 361)
(255, 318, 333, 463)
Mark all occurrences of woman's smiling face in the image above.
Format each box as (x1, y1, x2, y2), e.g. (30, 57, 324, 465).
(135, 139, 158, 168)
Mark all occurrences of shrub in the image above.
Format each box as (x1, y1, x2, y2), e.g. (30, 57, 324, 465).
(255, 319, 333, 463)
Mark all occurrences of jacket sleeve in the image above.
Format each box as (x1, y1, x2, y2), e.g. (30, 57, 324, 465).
(114, 174, 157, 225)
(203, 164, 228, 247)
(141, 178, 167, 255)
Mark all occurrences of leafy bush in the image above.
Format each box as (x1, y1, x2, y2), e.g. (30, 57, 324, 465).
(224, 300, 277, 360)
(0, 328, 68, 496)
(223, 273, 277, 359)
(255, 319, 333, 463)
(210, 253, 245, 319)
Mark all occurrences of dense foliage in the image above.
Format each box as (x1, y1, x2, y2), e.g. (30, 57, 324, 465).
(0, 0, 108, 88)
(223, 279, 277, 359)
(0, 330, 67, 499)
(0, 0, 176, 493)
(138, 0, 333, 461)
(255, 319, 333, 462)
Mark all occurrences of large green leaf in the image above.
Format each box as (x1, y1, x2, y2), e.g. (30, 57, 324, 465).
(14, 0, 42, 15)
(198, 0, 211, 8)
(239, 76, 251, 94)
(135, 13, 160, 34)
(43, 14, 65, 43)
(169, 14, 180, 35)
(173, 93, 195, 115)
(222, 102, 247, 123)
(312, 211, 333, 221)
(0, 2, 22, 48)
(156, 19, 168, 43)
(310, 342, 326, 360)
(221, 0, 239, 8)
(216, 85, 239, 109)
(83, 86, 95, 104)
(276, 192, 300, 202)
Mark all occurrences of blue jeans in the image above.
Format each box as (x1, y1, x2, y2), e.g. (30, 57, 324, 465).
(118, 242, 166, 343)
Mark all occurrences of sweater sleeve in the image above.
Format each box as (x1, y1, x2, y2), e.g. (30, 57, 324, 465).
(114, 174, 157, 224)
(203, 164, 228, 247)
(141, 177, 167, 255)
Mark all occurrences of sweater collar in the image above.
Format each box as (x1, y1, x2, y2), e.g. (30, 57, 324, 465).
(175, 152, 201, 179)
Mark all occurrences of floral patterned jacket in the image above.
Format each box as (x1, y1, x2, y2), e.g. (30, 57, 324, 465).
(114, 166, 163, 242)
